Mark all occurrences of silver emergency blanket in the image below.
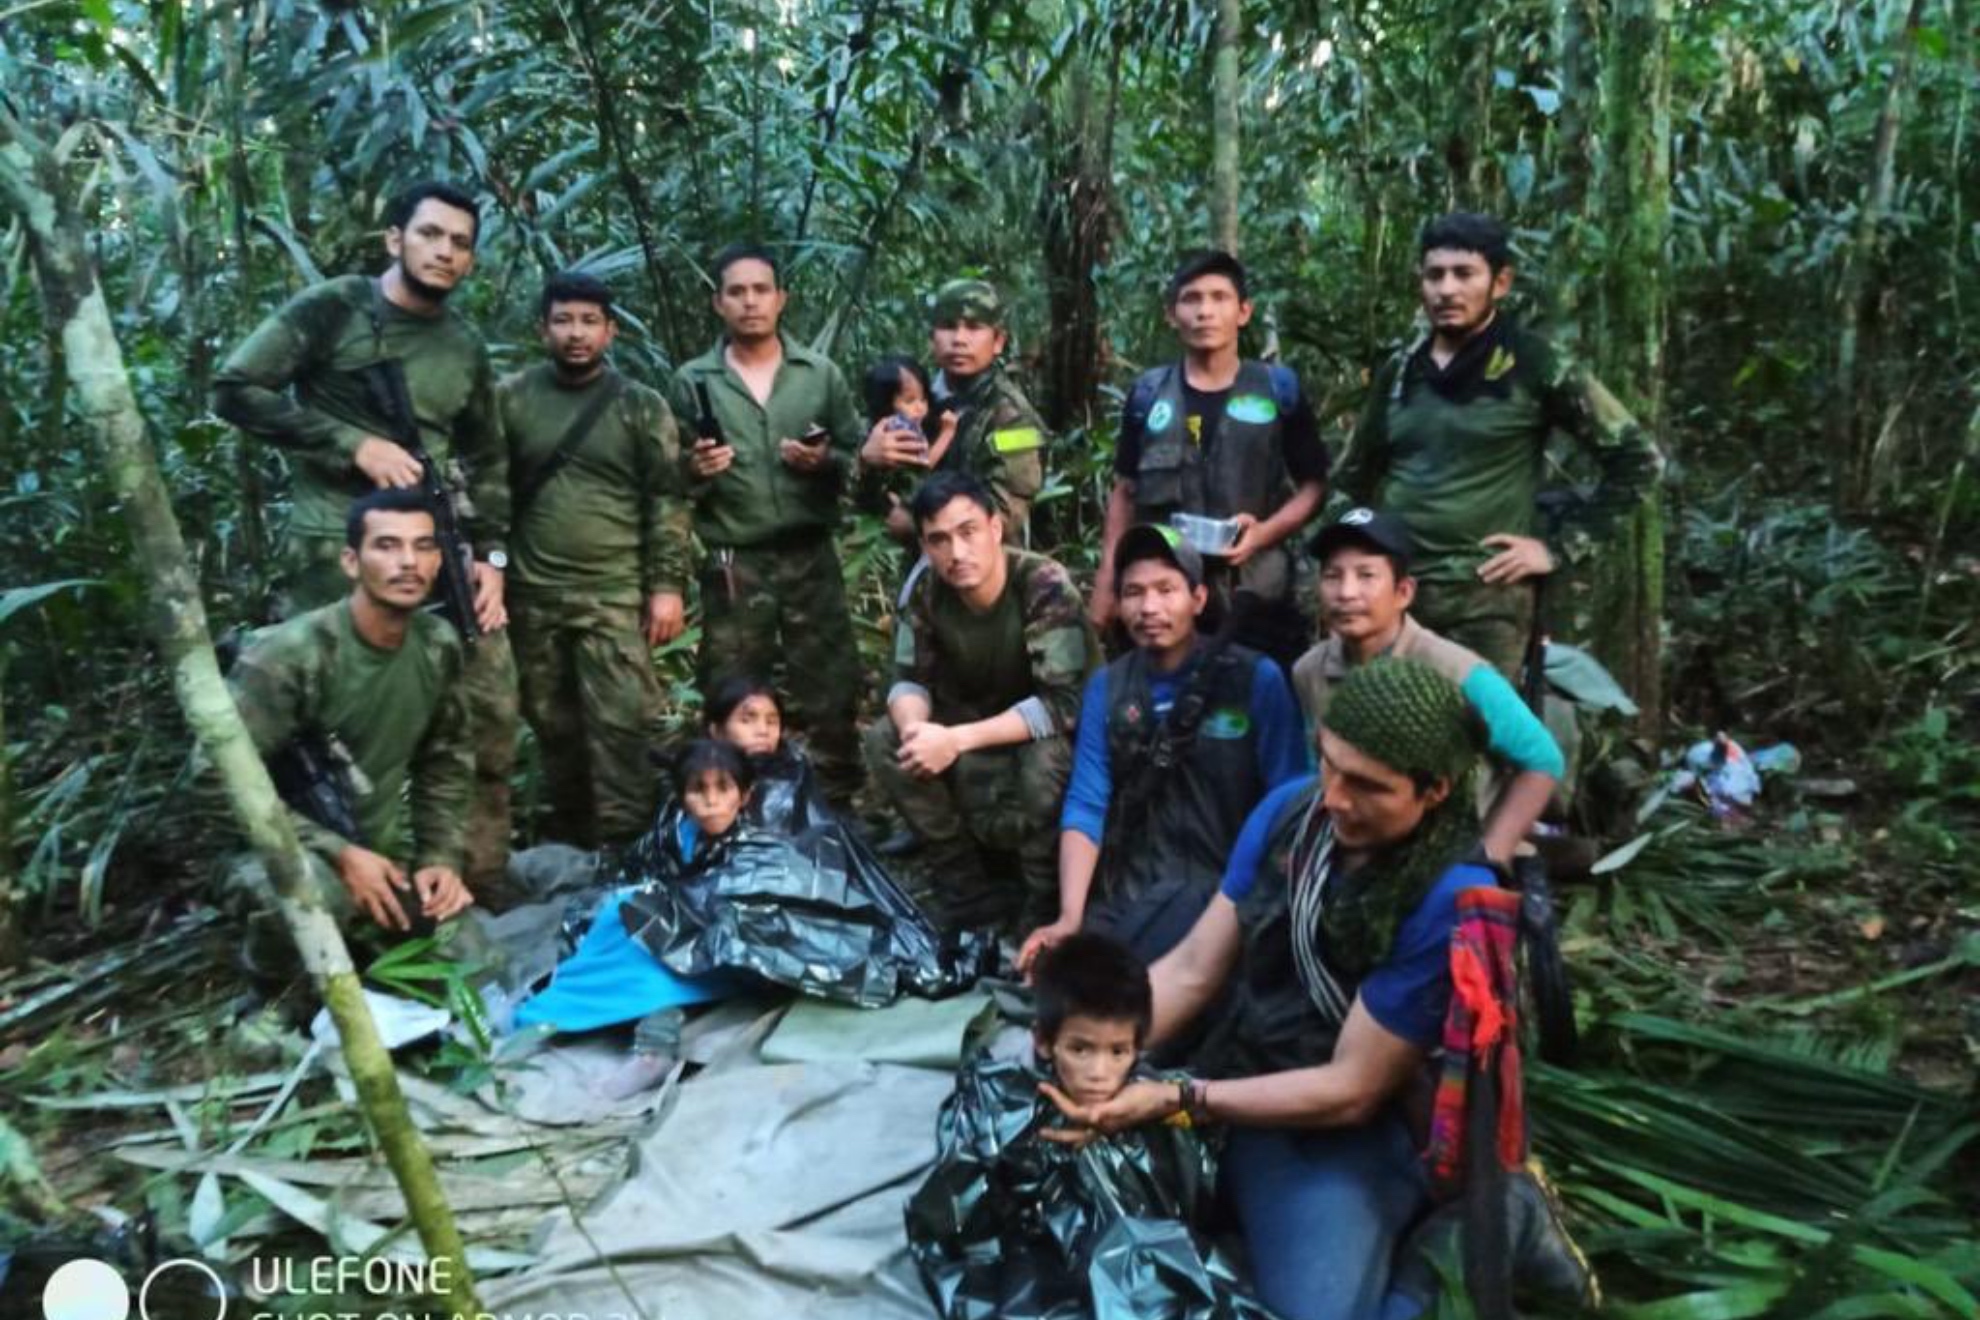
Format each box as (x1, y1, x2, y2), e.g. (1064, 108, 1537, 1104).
(618, 749, 990, 1006)
(905, 1054, 1277, 1320)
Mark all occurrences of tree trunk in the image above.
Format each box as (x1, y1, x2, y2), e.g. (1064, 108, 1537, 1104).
(1589, 0, 1671, 732)
(1210, 0, 1241, 253)
(1831, 0, 1929, 511)
(1039, 43, 1120, 435)
(0, 655, 18, 970)
(1549, 0, 1598, 332)
(566, 0, 686, 361)
(225, 18, 269, 604)
(0, 108, 481, 1315)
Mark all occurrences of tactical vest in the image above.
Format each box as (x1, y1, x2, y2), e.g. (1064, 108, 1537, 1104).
(936, 364, 1045, 544)
(1083, 641, 1263, 962)
(1130, 360, 1294, 601)
(1189, 782, 1352, 1080)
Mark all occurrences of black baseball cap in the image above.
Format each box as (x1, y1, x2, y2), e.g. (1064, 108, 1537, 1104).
(1115, 523, 1205, 590)
(1309, 507, 1414, 571)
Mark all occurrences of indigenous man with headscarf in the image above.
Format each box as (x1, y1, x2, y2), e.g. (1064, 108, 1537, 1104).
(1040, 658, 1587, 1320)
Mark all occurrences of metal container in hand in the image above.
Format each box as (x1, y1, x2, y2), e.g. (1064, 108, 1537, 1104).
(1169, 512, 1242, 556)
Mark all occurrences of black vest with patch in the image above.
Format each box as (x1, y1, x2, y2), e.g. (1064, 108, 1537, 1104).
(1083, 640, 1264, 962)
(1189, 781, 1351, 1079)
(1130, 359, 1289, 518)
(1130, 360, 1295, 601)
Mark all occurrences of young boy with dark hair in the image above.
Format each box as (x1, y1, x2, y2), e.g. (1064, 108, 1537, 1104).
(1030, 932, 1152, 1107)
(906, 932, 1270, 1320)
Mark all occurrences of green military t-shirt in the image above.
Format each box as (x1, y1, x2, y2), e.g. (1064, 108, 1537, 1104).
(894, 549, 1096, 732)
(230, 600, 474, 871)
(498, 363, 691, 602)
(214, 275, 506, 549)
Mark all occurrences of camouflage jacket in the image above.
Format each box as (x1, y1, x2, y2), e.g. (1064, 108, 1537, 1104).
(891, 549, 1097, 735)
(229, 601, 474, 872)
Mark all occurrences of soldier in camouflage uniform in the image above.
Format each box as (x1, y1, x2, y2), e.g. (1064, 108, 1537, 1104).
(859, 279, 1050, 545)
(1334, 212, 1665, 678)
(223, 490, 478, 976)
(862, 472, 1098, 935)
(500, 272, 692, 849)
(214, 180, 520, 897)
(671, 243, 869, 808)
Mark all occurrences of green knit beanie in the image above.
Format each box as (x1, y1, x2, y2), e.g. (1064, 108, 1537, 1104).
(1324, 656, 1480, 788)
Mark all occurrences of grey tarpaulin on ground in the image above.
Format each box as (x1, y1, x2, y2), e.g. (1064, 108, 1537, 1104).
(617, 787, 991, 1007)
(481, 1059, 955, 1320)
(905, 1054, 1277, 1320)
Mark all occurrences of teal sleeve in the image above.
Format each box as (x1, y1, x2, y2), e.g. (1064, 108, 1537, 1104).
(1459, 665, 1565, 779)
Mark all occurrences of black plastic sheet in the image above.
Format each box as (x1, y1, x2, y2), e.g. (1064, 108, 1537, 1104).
(905, 1054, 1277, 1320)
(619, 752, 989, 1007)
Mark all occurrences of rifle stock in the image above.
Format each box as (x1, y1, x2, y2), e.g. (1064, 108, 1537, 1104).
(361, 360, 482, 643)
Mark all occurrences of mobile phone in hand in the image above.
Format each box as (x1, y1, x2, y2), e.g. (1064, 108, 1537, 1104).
(800, 424, 831, 448)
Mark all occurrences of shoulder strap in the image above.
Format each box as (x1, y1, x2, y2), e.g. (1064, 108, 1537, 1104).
(1163, 638, 1247, 754)
(1265, 362, 1302, 413)
(513, 371, 626, 515)
(1122, 366, 1169, 429)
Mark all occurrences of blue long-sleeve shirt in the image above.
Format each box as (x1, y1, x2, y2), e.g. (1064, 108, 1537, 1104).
(1061, 652, 1312, 844)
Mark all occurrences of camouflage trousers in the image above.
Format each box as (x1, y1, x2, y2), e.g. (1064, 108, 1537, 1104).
(862, 716, 1070, 936)
(698, 534, 864, 805)
(220, 852, 498, 984)
(1413, 578, 1536, 683)
(510, 590, 662, 850)
(281, 534, 520, 893)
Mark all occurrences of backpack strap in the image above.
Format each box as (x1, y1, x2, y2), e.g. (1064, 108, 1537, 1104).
(513, 371, 627, 515)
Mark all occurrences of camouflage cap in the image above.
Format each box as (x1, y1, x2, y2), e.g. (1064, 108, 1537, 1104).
(930, 278, 1005, 327)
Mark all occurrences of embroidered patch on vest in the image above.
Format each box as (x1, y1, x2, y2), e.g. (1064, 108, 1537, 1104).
(1484, 346, 1517, 381)
(1226, 393, 1278, 424)
(1122, 701, 1145, 727)
(991, 426, 1043, 454)
(1146, 400, 1175, 433)
(1202, 707, 1251, 739)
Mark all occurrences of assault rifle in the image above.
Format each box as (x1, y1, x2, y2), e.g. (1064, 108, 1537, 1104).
(266, 731, 367, 846)
(1511, 490, 1582, 1066)
(360, 360, 482, 643)
(216, 629, 368, 845)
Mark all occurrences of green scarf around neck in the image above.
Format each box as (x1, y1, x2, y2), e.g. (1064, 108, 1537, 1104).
(1315, 656, 1485, 979)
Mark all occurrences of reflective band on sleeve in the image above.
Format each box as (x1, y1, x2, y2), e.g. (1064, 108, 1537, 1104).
(991, 427, 1044, 454)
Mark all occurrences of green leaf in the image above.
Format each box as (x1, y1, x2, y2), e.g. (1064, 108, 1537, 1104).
(1616, 1283, 1790, 1320)
(0, 579, 101, 629)
(1593, 831, 1656, 874)
(1849, 1246, 1979, 1313)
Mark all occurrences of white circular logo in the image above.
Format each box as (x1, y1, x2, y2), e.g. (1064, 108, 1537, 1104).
(138, 1260, 227, 1320)
(1341, 507, 1376, 525)
(1147, 400, 1175, 432)
(41, 1259, 129, 1320)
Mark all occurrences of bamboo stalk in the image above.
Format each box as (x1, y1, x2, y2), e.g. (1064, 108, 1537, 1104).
(0, 106, 481, 1315)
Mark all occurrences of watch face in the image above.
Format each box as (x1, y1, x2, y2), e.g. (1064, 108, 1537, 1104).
(486, 551, 509, 570)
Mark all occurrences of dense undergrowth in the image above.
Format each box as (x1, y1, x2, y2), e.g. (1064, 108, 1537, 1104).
(2, 471, 1974, 1317)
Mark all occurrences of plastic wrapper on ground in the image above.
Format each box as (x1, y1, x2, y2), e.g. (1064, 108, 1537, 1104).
(905, 1054, 1278, 1320)
(619, 793, 991, 1009)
